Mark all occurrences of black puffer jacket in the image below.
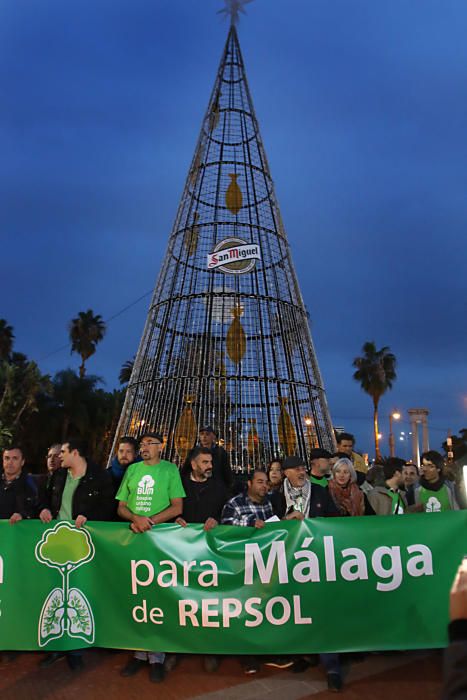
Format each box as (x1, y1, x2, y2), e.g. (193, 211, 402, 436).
(39, 462, 114, 521)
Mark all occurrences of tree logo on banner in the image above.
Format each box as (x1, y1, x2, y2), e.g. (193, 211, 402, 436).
(35, 523, 95, 647)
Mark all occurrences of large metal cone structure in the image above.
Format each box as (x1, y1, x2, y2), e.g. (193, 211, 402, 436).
(111, 25, 335, 468)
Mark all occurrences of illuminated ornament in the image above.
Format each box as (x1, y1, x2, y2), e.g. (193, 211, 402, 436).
(247, 418, 260, 464)
(189, 148, 204, 187)
(183, 212, 200, 256)
(174, 395, 198, 462)
(226, 174, 242, 214)
(214, 352, 227, 395)
(278, 397, 297, 455)
(226, 305, 246, 364)
(209, 96, 221, 132)
(304, 415, 319, 450)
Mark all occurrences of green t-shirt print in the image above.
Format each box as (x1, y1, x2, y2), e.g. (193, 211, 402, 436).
(116, 460, 185, 516)
(419, 484, 452, 512)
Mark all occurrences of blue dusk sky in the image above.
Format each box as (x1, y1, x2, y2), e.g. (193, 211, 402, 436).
(1, 0, 467, 456)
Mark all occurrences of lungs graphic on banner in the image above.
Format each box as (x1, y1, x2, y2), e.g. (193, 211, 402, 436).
(35, 523, 95, 647)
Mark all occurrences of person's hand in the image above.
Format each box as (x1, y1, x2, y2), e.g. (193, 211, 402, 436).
(203, 517, 218, 531)
(407, 503, 424, 513)
(39, 508, 52, 523)
(254, 519, 265, 529)
(130, 515, 153, 534)
(285, 510, 305, 521)
(75, 515, 87, 529)
(450, 559, 467, 621)
(9, 512, 22, 525)
(176, 517, 188, 527)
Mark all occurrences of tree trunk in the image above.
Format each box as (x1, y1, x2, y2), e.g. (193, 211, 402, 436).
(79, 358, 86, 378)
(373, 397, 381, 460)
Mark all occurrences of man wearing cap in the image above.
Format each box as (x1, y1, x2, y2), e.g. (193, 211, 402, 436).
(117, 432, 185, 683)
(274, 456, 341, 690)
(199, 425, 233, 488)
(309, 448, 332, 488)
(271, 456, 338, 520)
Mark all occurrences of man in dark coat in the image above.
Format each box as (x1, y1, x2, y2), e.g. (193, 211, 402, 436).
(168, 446, 230, 674)
(199, 425, 233, 488)
(1, 446, 37, 523)
(38, 438, 114, 671)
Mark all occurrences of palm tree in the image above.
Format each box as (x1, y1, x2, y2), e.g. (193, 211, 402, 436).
(52, 369, 101, 440)
(352, 341, 397, 459)
(69, 310, 106, 378)
(119, 358, 134, 386)
(0, 319, 14, 360)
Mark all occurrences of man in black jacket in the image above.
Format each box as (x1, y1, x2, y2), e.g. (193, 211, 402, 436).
(1, 446, 37, 523)
(38, 438, 114, 670)
(169, 447, 230, 673)
(178, 447, 230, 528)
(199, 425, 233, 488)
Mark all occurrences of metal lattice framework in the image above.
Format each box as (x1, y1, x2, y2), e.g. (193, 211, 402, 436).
(110, 25, 335, 469)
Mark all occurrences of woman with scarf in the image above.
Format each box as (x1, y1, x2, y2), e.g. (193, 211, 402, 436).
(328, 457, 365, 517)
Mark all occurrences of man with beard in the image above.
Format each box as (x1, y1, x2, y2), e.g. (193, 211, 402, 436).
(109, 436, 138, 491)
(366, 458, 408, 515)
(166, 447, 230, 674)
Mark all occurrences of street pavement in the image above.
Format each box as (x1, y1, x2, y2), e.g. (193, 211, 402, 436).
(0, 649, 442, 700)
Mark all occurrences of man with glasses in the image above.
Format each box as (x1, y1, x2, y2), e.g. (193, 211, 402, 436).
(116, 431, 185, 682)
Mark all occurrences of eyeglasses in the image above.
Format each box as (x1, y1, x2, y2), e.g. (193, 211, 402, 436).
(140, 442, 161, 447)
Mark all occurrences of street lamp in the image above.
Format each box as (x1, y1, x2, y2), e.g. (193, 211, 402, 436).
(389, 411, 401, 457)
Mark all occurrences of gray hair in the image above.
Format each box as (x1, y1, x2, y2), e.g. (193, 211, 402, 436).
(332, 457, 357, 483)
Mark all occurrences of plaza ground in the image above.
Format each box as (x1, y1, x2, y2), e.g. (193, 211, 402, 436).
(0, 649, 442, 699)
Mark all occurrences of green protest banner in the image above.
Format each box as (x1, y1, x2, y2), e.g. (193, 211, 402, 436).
(0, 513, 465, 653)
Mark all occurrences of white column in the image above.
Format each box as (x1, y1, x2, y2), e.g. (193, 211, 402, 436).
(422, 416, 429, 453)
(411, 421, 420, 467)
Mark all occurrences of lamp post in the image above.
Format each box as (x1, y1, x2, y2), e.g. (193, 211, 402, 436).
(389, 411, 401, 457)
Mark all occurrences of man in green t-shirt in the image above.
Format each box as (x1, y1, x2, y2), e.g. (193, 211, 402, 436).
(309, 448, 332, 487)
(116, 431, 185, 683)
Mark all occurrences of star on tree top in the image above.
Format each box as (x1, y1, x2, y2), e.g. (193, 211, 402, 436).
(217, 0, 255, 25)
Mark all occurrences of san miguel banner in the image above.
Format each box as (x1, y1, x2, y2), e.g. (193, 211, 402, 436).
(0, 513, 465, 653)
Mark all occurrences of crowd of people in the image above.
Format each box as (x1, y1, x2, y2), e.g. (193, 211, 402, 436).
(1, 427, 464, 692)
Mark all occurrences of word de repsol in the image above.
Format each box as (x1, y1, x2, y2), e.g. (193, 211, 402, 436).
(179, 595, 311, 628)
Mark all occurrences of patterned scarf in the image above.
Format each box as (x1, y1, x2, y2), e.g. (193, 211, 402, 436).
(328, 479, 364, 516)
(283, 478, 312, 515)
